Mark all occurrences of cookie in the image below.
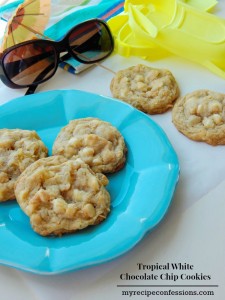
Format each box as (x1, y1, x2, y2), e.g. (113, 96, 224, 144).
(172, 90, 225, 145)
(15, 156, 110, 236)
(110, 64, 179, 114)
(0, 129, 48, 202)
(52, 117, 127, 173)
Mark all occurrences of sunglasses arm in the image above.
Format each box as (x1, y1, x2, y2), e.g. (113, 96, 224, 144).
(25, 60, 58, 95)
(25, 85, 38, 95)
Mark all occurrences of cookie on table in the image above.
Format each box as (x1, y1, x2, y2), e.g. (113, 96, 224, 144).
(52, 117, 127, 174)
(0, 129, 48, 202)
(172, 90, 225, 145)
(15, 156, 110, 236)
(110, 64, 179, 114)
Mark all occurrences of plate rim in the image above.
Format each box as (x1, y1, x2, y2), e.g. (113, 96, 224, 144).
(0, 89, 179, 275)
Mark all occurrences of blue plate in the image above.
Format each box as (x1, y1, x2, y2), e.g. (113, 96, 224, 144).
(0, 89, 179, 274)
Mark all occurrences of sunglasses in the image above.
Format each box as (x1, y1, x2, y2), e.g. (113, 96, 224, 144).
(0, 19, 114, 94)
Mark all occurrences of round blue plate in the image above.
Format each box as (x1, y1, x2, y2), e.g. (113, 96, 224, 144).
(0, 89, 179, 274)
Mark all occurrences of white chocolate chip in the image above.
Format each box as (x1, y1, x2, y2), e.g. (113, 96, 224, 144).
(120, 76, 129, 85)
(53, 198, 67, 214)
(88, 175, 99, 191)
(212, 114, 223, 125)
(73, 189, 86, 202)
(202, 117, 215, 129)
(68, 137, 82, 147)
(185, 97, 197, 115)
(135, 74, 144, 82)
(187, 115, 201, 126)
(65, 204, 77, 218)
(79, 147, 94, 158)
(197, 103, 208, 117)
(136, 81, 147, 90)
(83, 203, 96, 218)
(208, 101, 222, 114)
(120, 88, 129, 98)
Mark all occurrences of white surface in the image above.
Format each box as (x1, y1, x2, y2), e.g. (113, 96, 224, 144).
(0, 1, 225, 299)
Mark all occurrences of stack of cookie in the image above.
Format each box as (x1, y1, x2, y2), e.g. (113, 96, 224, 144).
(0, 118, 127, 236)
(111, 64, 225, 146)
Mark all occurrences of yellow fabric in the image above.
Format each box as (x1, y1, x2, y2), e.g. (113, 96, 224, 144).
(108, 0, 225, 79)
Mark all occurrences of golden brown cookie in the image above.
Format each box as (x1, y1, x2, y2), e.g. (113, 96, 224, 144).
(0, 129, 48, 202)
(52, 117, 127, 173)
(110, 64, 179, 114)
(15, 156, 110, 236)
(172, 90, 225, 145)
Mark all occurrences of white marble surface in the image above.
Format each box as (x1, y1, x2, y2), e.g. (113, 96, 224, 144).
(0, 1, 225, 299)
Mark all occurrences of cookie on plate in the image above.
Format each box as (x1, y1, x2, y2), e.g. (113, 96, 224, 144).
(52, 117, 127, 173)
(110, 64, 179, 114)
(172, 90, 225, 145)
(15, 156, 110, 236)
(0, 129, 48, 202)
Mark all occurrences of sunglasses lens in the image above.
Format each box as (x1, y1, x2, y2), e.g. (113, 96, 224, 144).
(3, 41, 57, 87)
(68, 20, 113, 63)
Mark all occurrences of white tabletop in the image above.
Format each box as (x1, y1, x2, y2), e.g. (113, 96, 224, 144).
(0, 2, 225, 299)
